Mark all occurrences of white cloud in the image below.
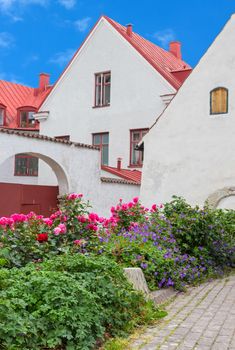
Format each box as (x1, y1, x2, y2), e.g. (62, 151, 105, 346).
(153, 29, 176, 48)
(0, 32, 14, 48)
(0, 0, 14, 11)
(49, 48, 75, 67)
(0, 0, 47, 10)
(74, 17, 91, 32)
(58, 0, 76, 9)
(0, 0, 48, 20)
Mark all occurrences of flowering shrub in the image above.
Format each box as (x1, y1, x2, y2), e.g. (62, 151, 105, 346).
(0, 194, 234, 288)
(90, 215, 216, 290)
(163, 196, 235, 267)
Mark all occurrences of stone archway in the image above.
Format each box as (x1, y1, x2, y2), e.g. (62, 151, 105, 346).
(206, 187, 235, 209)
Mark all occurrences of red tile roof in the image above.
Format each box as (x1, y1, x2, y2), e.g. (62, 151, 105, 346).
(103, 16, 191, 90)
(102, 165, 142, 184)
(101, 177, 140, 186)
(0, 80, 52, 129)
(39, 16, 191, 110)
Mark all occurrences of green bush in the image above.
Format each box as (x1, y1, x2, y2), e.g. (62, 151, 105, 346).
(0, 254, 162, 350)
(163, 196, 235, 266)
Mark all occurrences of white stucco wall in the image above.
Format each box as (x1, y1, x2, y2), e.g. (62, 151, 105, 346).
(140, 15, 235, 209)
(98, 182, 140, 217)
(0, 132, 140, 216)
(38, 161, 57, 185)
(39, 18, 175, 170)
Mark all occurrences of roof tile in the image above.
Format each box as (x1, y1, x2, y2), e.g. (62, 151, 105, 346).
(102, 165, 141, 184)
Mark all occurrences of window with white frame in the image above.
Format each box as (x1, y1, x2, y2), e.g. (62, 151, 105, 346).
(130, 129, 149, 166)
(19, 109, 36, 128)
(94, 72, 111, 107)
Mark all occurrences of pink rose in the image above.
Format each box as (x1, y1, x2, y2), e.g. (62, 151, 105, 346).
(58, 223, 67, 234)
(151, 204, 157, 212)
(77, 215, 87, 223)
(133, 197, 139, 204)
(89, 212, 99, 222)
(53, 227, 61, 235)
(43, 218, 53, 227)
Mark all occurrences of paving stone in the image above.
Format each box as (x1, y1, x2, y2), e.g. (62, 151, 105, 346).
(211, 342, 229, 350)
(130, 276, 235, 350)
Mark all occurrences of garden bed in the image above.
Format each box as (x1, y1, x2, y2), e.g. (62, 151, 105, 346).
(0, 194, 234, 349)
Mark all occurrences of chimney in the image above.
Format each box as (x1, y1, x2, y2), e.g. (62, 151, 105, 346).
(39, 73, 50, 92)
(117, 157, 122, 170)
(169, 41, 182, 60)
(126, 24, 133, 37)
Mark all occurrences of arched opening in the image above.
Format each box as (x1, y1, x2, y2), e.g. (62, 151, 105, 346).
(0, 152, 69, 216)
(206, 187, 235, 209)
(217, 195, 235, 209)
(210, 87, 228, 115)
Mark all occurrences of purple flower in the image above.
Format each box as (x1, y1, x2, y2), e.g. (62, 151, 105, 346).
(140, 262, 148, 269)
(167, 278, 174, 287)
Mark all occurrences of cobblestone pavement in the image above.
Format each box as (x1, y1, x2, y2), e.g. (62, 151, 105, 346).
(130, 275, 235, 350)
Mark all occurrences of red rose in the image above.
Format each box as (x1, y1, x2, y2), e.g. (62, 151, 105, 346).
(37, 233, 48, 242)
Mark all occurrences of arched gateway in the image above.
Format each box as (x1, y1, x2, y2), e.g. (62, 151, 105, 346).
(0, 128, 101, 215)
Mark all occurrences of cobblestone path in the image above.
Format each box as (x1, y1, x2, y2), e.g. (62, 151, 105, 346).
(130, 275, 235, 350)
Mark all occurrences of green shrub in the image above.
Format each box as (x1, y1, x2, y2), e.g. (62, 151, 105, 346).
(163, 196, 235, 267)
(0, 254, 162, 350)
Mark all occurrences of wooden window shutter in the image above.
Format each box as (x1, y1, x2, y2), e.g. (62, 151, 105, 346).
(210, 88, 228, 114)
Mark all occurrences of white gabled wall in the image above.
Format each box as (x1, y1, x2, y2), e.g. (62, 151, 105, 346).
(140, 15, 235, 208)
(39, 18, 175, 170)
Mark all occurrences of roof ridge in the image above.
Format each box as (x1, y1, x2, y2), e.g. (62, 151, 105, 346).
(103, 16, 191, 89)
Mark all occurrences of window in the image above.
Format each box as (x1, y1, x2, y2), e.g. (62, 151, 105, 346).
(94, 72, 111, 107)
(130, 129, 149, 167)
(15, 154, 38, 176)
(210, 87, 228, 115)
(92, 133, 109, 165)
(18, 109, 37, 128)
(0, 108, 4, 126)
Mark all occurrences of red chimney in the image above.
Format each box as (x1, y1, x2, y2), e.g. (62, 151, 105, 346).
(126, 24, 133, 37)
(117, 157, 122, 170)
(39, 73, 50, 92)
(169, 41, 182, 60)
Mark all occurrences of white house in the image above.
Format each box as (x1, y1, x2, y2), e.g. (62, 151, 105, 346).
(0, 15, 191, 215)
(38, 15, 191, 177)
(140, 14, 235, 209)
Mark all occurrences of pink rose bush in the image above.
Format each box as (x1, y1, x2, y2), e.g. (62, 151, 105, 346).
(0, 193, 233, 291)
(0, 193, 160, 267)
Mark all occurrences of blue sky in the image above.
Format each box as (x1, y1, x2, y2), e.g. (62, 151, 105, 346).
(0, 0, 234, 87)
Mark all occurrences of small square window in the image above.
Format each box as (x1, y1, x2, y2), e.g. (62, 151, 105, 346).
(15, 154, 38, 176)
(19, 110, 37, 128)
